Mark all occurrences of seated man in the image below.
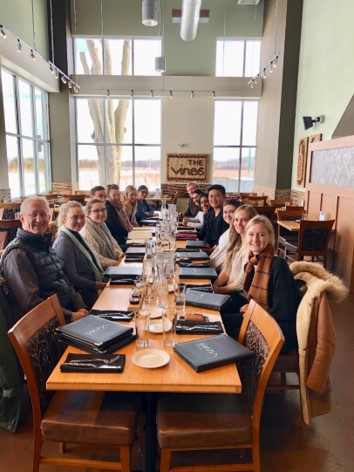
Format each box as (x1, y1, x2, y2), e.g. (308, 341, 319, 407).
(90, 185, 107, 202)
(0, 197, 88, 322)
(135, 185, 155, 224)
(201, 184, 229, 251)
(184, 181, 200, 218)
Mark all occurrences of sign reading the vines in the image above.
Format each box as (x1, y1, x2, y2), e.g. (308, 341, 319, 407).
(167, 154, 209, 182)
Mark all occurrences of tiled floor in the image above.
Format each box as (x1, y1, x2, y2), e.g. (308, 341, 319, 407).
(1, 294, 354, 472)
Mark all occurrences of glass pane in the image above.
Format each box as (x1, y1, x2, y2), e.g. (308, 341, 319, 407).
(134, 99, 161, 144)
(6, 136, 21, 198)
(1, 69, 17, 134)
(34, 88, 47, 140)
(22, 138, 35, 195)
(214, 101, 242, 146)
(18, 80, 33, 137)
(104, 39, 132, 75)
(75, 38, 103, 74)
(106, 98, 132, 144)
(38, 142, 50, 193)
(76, 98, 104, 143)
(133, 39, 161, 76)
(118, 146, 133, 189)
(245, 40, 261, 77)
(213, 147, 240, 192)
(240, 147, 255, 192)
(216, 40, 244, 77)
(243, 101, 258, 146)
(134, 146, 161, 189)
(77, 144, 102, 189)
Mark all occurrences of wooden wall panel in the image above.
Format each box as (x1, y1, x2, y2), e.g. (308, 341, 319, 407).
(306, 136, 354, 292)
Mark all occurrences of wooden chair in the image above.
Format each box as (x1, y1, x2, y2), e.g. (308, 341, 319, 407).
(8, 295, 140, 472)
(254, 205, 277, 226)
(284, 219, 335, 268)
(243, 195, 268, 206)
(276, 209, 306, 257)
(156, 299, 284, 472)
(285, 205, 305, 211)
(0, 202, 21, 220)
(0, 219, 22, 251)
(269, 199, 289, 208)
(239, 192, 257, 200)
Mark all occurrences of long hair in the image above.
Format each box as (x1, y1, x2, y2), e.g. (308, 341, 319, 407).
(245, 214, 276, 247)
(123, 185, 138, 212)
(223, 204, 258, 273)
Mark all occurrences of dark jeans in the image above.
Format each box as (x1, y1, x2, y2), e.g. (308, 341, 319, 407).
(221, 291, 248, 340)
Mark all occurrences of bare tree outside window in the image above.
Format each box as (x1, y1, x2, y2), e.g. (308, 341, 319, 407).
(79, 39, 131, 183)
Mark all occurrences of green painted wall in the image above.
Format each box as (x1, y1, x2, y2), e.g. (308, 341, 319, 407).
(292, 0, 354, 189)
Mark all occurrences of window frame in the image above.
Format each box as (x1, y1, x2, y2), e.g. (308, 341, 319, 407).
(215, 38, 262, 77)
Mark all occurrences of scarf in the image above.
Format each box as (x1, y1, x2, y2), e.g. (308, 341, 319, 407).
(107, 198, 133, 232)
(243, 244, 275, 311)
(60, 226, 103, 282)
(84, 217, 122, 260)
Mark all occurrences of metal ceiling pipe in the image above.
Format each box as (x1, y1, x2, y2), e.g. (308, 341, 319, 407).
(180, 0, 202, 41)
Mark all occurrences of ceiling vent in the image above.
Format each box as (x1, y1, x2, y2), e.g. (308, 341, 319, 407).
(237, 0, 261, 5)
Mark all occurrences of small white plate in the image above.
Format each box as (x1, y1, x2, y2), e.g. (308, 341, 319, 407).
(132, 349, 170, 369)
(149, 319, 172, 334)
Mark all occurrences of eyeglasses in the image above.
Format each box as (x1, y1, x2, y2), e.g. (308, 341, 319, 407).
(90, 208, 106, 214)
(24, 213, 49, 219)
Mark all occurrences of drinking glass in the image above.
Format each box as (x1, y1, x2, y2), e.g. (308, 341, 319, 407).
(162, 306, 176, 347)
(174, 282, 187, 317)
(135, 308, 150, 348)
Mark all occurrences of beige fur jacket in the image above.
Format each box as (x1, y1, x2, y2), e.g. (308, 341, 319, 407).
(290, 261, 348, 426)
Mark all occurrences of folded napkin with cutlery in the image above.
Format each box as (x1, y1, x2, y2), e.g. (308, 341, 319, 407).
(60, 353, 126, 373)
(90, 309, 135, 321)
(175, 320, 223, 335)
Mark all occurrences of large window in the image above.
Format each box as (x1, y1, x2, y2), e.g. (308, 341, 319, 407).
(76, 97, 161, 189)
(74, 37, 162, 76)
(216, 39, 261, 77)
(1, 69, 51, 198)
(213, 100, 258, 192)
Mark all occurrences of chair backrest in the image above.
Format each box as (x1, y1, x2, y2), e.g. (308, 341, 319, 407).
(297, 219, 335, 257)
(0, 219, 22, 250)
(254, 205, 277, 224)
(243, 195, 268, 206)
(276, 209, 305, 221)
(285, 205, 305, 211)
(7, 296, 66, 429)
(238, 300, 284, 425)
(269, 199, 289, 208)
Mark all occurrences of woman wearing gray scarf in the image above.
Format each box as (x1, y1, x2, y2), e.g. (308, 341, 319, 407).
(80, 198, 124, 270)
(53, 201, 107, 308)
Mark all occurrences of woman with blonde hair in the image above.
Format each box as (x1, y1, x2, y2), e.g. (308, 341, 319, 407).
(122, 185, 139, 227)
(53, 201, 106, 308)
(222, 215, 300, 352)
(213, 204, 258, 297)
(80, 198, 124, 269)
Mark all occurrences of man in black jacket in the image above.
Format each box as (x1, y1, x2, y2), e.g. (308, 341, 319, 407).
(0, 197, 88, 322)
(202, 184, 229, 251)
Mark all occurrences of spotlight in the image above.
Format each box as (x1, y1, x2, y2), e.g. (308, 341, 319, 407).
(73, 85, 79, 93)
(191, 91, 194, 99)
(61, 75, 67, 84)
(31, 50, 36, 61)
(17, 39, 22, 53)
(169, 90, 173, 99)
(0, 26, 7, 39)
(68, 81, 73, 89)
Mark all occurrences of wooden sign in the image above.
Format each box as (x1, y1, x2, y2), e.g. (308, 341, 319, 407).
(167, 154, 209, 182)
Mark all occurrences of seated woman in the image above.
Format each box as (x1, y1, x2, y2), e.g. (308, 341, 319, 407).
(213, 204, 258, 302)
(122, 185, 139, 227)
(135, 185, 155, 224)
(53, 201, 107, 308)
(105, 184, 132, 246)
(208, 199, 240, 272)
(80, 198, 124, 269)
(182, 190, 208, 229)
(222, 215, 300, 352)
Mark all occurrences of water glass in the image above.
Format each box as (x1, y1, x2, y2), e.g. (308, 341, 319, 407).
(162, 306, 176, 347)
(135, 309, 150, 348)
(174, 283, 187, 316)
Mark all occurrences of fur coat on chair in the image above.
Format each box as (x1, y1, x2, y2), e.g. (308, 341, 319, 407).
(290, 261, 348, 426)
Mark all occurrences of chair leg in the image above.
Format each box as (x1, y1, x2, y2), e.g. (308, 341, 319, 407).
(119, 446, 131, 472)
(32, 430, 42, 472)
(252, 438, 260, 472)
(160, 448, 172, 472)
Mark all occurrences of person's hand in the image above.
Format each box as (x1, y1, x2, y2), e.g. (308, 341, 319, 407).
(182, 217, 189, 226)
(240, 304, 249, 314)
(96, 281, 107, 290)
(71, 309, 89, 321)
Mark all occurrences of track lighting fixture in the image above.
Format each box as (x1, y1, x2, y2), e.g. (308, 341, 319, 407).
(31, 50, 36, 61)
(0, 26, 7, 39)
(17, 39, 22, 53)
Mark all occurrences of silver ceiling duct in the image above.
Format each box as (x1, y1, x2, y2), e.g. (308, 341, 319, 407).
(180, 0, 202, 41)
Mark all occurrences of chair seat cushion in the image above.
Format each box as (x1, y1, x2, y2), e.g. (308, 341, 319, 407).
(157, 393, 251, 449)
(273, 349, 299, 372)
(41, 391, 140, 445)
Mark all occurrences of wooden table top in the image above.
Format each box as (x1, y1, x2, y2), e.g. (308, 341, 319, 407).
(277, 220, 300, 232)
(47, 284, 241, 394)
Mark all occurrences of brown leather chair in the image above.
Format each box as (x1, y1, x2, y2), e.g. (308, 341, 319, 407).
(284, 219, 335, 268)
(156, 299, 284, 472)
(0, 219, 22, 251)
(8, 295, 140, 472)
